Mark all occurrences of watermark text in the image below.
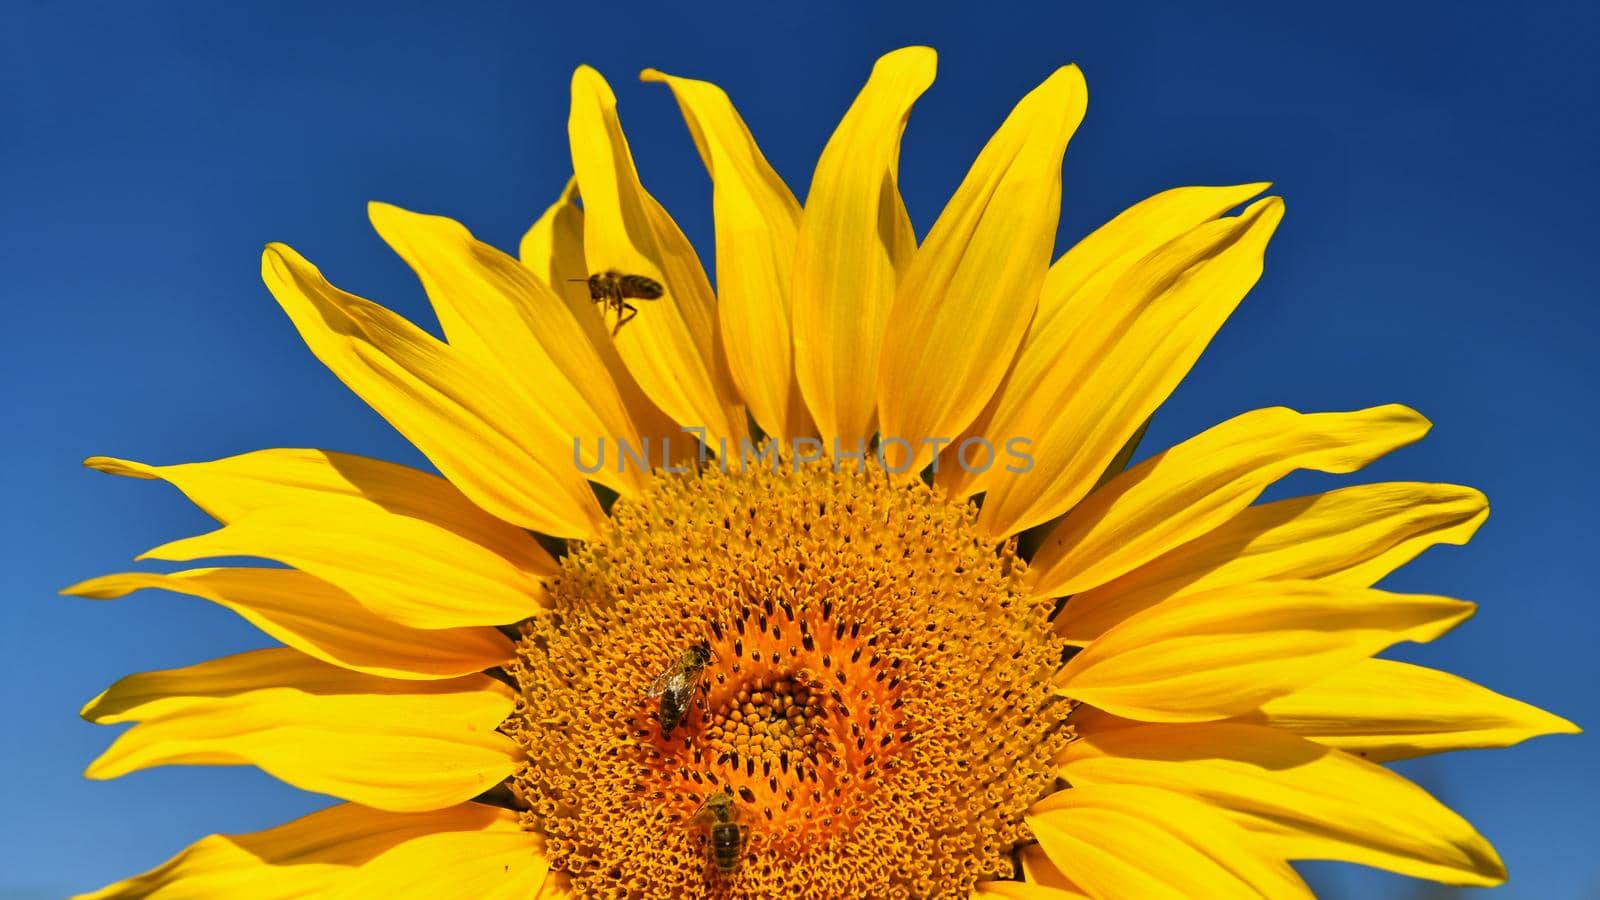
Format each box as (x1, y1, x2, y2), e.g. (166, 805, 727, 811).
(572, 429, 1033, 476)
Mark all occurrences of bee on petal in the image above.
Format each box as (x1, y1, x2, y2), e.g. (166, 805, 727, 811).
(578, 269, 663, 335)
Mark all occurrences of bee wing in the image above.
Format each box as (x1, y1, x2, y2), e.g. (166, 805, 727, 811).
(645, 669, 676, 698)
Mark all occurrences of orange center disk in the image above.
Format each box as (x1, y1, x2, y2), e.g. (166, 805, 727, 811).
(503, 453, 1071, 898)
(646, 603, 912, 837)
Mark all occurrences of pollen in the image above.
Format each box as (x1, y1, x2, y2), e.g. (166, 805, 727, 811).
(502, 452, 1074, 898)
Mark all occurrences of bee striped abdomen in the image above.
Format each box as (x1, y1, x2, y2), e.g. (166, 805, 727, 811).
(710, 822, 743, 872)
(660, 677, 692, 736)
(616, 273, 664, 299)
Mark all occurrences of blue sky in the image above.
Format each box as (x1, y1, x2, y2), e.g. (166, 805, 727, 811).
(3, 1, 1595, 896)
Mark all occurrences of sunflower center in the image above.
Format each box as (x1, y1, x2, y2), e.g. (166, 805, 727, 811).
(701, 672, 830, 783)
(503, 452, 1072, 898)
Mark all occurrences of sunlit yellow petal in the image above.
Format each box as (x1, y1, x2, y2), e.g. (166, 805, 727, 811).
(1041, 183, 1271, 319)
(974, 845, 1094, 900)
(974, 197, 1285, 537)
(535, 873, 574, 899)
(74, 802, 518, 900)
(520, 177, 588, 293)
(972, 846, 1096, 899)
(82, 448, 549, 568)
(877, 66, 1086, 473)
(1018, 844, 1087, 894)
(329, 822, 549, 900)
(975, 882, 1091, 900)
(1245, 657, 1580, 761)
(1059, 481, 1489, 641)
(941, 183, 1267, 499)
(642, 68, 812, 442)
(1060, 723, 1507, 886)
(1027, 785, 1310, 899)
(261, 245, 605, 537)
(64, 568, 512, 680)
(1029, 404, 1430, 599)
(139, 504, 545, 629)
(568, 66, 744, 447)
(83, 648, 519, 812)
(791, 46, 935, 453)
(518, 180, 689, 458)
(1055, 580, 1473, 721)
(1089, 417, 1150, 494)
(369, 203, 647, 495)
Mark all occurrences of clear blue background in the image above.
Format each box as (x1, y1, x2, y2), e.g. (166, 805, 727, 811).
(3, 1, 1594, 897)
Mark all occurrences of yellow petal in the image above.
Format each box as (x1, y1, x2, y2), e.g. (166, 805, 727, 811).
(1058, 481, 1489, 641)
(940, 183, 1268, 499)
(139, 504, 546, 630)
(1246, 658, 1580, 762)
(1019, 844, 1087, 894)
(83, 648, 519, 812)
(75, 802, 521, 900)
(568, 66, 744, 447)
(1059, 723, 1507, 887)
(83, 448, 550, 568)
(791, 46, 936, 453)
(535, 873, 573, 899)
(1065, 705, 1147, 737)
(1027, 785, 1310, 899)
(878, 66, 1087, 473)
(519, 180, 685, 455)
(1054, 580, 1474, 722)
(642, 68, 813, 443)
(261, 245, 605, 537)
(974, 196, 1285, 538)
(80, 647, 512, 724)
(1089, 416, 1150, 494)
(64, 568, 512, 680)
(1041, 183, 1271, 320)
(328, 823, 550, 900)
(1029, 404, 1431, 599)
(973, 845, 1095, 899)
(975, 882, 1090, 900)
(520, 177, 589, 293)
(369, 203, 647, 495)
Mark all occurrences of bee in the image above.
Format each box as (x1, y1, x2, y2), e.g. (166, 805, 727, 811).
(695, 788, 745, 873)
(646, 641, 714, 737)
(577, 269, 664, 335)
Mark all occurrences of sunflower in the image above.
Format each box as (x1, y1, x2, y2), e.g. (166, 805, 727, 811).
(69, 46, 1576, 899)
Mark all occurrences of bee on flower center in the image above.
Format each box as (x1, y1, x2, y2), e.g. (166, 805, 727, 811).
(695, 788, 746, 873)
(647, 641, 714, 738)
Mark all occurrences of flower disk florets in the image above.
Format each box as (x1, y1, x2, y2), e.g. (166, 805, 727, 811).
(504, 455, 1073, 898)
